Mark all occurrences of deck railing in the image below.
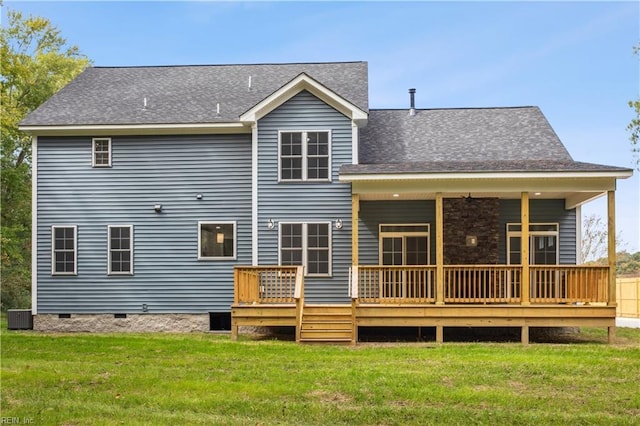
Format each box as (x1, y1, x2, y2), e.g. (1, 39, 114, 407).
(234, 266, 303, 304)
(351, 265, 609, 305)
(444, 265, 522, 303)
(235, 265, 610, 306)
(355, 265, 437, 303)
(530, 265, 608, 304)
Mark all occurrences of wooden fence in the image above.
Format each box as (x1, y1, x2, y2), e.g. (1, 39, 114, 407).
(617, 277, 640, 318)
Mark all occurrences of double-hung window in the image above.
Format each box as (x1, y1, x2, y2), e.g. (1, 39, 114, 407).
(280, 222, 331, 276)
(279, 131, 330, 181)
(52, 226, 77, 275)
(92, 137, 111, 167)
(108, 225, 133, 275)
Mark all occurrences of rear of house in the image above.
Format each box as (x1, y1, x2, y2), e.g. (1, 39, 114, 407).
(20, 61, 632, 342)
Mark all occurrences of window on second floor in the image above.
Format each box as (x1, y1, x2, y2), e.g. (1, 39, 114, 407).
(279, 131, 330, 182)
(92, 138, 111, 167)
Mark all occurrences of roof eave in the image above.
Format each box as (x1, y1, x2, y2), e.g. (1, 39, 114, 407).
(339, 170, 633, 182)
(18, 122, 250, 136)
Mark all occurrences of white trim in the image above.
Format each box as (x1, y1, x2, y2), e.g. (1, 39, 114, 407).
(340, 170, 633, 182)
(277, 221, 332, 277)
(92, 137, 112, 167)
(277, 130, 332, 183)
(240, 73, 368, 124)
(506, 223, 560, 265)
(32, 136, 38, 313)
(378, 223, 431, 266)
(51, 225, 78, 276)
(251, 123, 259, 265)
(351, 121, 359, 165)
(19, 122, 249, 136)
(197, 221, 237, 261)
(107, 225, 134, 275)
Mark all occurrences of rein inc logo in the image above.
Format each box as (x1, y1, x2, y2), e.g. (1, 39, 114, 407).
(1, 418, 34, 424)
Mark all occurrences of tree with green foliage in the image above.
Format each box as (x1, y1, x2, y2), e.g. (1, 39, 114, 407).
(628, 43, 640, 171)
(1, 7, 90, 310)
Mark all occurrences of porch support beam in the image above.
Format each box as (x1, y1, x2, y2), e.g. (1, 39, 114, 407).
(607, 190, 616, 307)
(436, 192, 444, 305)
(607, 191, 617, 343)
(521, 192, 530, 305)
(352, 193, 359, 266)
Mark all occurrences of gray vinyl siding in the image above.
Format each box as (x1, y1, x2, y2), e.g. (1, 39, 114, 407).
(498, 199, 576, 264)
(36, 134, 251, 313)
(359, 201, 436, 265)
(257, 91, 353, 303)
(357, 199, 576, 265)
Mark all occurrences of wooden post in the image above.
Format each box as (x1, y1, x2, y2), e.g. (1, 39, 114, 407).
(521, 325, 529, 345)
(607, 191, 616, 306)
(521, 192, 530, 305)
(436, 325, 444, 343)
(607, 191, 617, 343)
(351, 194, 359, 345)
(351, 297, 358, 345)
(352, 193, 359, 266)
(436, 193, 444, 305)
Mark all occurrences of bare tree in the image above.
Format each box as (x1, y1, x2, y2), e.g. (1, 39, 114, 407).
(581, 213, 625, 264)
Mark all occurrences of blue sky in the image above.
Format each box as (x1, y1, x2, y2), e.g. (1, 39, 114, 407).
(4, 1, 640, 252)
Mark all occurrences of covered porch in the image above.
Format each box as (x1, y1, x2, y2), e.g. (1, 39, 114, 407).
(232, 167, 627, 344)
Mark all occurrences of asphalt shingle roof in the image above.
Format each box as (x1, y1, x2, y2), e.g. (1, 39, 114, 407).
(341, 107, 632, 175)
(358, 107, 572, 164)
(20, 62, 369, 126)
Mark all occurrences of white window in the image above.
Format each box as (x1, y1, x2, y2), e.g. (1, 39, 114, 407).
(198, 221, 236, 260)
(379, 224, 430, 266)
(108, 225, 133, 275)
(92, 137, 111, 167)
(507, 223, 559, 265)
(279, 222, 331, 276)
(279, 131, 330, 182)
(52, 226, 77, 275)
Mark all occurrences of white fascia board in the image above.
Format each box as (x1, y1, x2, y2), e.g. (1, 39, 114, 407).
(348, 176, 622, 195)
(239, 73, 368, 123)
(340, 170, 633, 182)
(19, 122, 250, 136)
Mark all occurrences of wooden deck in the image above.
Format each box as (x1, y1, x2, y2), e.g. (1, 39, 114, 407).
(231, 265, 615, 344)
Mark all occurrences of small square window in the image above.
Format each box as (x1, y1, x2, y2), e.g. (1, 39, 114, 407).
(92, 138, 112, 167)
(199, 222, 236, 260)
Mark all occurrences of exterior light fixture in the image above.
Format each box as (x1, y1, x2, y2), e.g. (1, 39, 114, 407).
(267, 218, 275, 229)
(154, 204, 162, 213)
(196, 193, 203, 200)
(335, 219, 343, 229)
(392, 193, 400, 198)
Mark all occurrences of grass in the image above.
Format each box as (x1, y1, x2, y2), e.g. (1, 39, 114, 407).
(1, 325, 640, 425)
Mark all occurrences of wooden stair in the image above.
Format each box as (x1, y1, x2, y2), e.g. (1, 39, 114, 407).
(299, 304, 354, 344)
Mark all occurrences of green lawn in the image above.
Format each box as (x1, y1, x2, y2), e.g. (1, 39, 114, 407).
(2, 326, 639, 425)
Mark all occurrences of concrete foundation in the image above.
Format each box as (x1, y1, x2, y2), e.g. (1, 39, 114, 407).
(33, 313, 209, 332)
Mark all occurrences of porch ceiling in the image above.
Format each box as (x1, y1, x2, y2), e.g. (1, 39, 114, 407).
(348, 175, 622, 209)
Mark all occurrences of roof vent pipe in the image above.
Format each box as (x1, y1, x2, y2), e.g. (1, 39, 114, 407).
(409, 88, 416, 116)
